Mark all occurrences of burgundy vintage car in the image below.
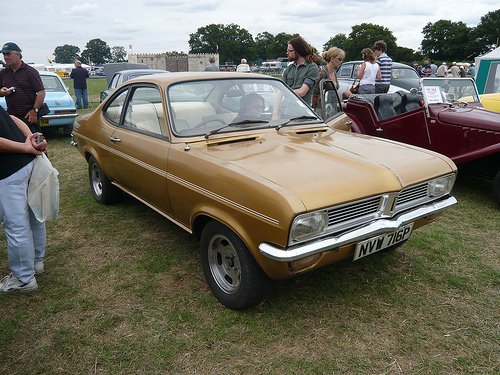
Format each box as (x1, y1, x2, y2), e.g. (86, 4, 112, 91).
(318, 78, 500, 207)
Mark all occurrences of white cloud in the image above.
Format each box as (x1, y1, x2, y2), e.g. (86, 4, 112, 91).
(3, 0, 498, 64)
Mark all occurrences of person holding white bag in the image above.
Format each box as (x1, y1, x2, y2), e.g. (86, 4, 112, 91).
(0, 105, 47, 293)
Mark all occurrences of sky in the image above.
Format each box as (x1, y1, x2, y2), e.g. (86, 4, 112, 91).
(3, 0, 499, 65)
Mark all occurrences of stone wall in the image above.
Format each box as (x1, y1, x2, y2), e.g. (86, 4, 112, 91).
(128, 53, 219, 72)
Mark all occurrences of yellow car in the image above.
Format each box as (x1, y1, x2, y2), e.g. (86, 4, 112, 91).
(478, 92, 500, 112)
(71, 72, 457, 309)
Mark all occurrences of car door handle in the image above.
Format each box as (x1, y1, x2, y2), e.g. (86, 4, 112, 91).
(110, 137, 121, 142)
(376, 127, 383, 132)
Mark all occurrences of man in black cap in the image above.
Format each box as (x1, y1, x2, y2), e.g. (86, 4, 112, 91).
(0, 42, 45, 133)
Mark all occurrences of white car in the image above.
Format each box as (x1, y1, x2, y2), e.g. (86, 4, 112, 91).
(337, 61, 420, 96)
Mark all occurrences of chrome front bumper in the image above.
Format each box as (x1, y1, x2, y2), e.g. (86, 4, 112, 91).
(259, 196, 457, 262)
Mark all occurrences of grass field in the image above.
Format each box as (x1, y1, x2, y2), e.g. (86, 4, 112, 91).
(1, 118, 499, 373)
(62, 76, 108, 110)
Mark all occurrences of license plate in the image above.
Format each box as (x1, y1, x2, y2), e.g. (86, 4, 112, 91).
(40, 118, 49, 126)
(353, 223, 414, 261)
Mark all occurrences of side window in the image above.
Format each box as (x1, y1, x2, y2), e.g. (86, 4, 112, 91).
(102, 90, 129, 125)
(109, 74, 121, 89)
(122, 86, 165, 135)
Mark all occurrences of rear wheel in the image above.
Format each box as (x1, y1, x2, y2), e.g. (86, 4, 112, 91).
(493, 171, 500, 208)
(200, 220, 272, 310)
(88, 155, 120, 205)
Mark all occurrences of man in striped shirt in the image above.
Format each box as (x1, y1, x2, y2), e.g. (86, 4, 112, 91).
(0, 42, 45, 133)
(372, 41, 393, 94)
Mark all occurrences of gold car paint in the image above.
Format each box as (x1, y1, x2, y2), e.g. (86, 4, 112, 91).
(73, 72, 457, 281)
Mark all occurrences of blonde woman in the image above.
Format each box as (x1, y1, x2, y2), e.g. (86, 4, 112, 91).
(357, 48, 381, 94)
(312, 47, 345, 109)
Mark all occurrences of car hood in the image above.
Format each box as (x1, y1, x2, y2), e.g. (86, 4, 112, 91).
(436, 105, 500, 131)
(193, 128, 455, 210)
(45, 92, 76, 108)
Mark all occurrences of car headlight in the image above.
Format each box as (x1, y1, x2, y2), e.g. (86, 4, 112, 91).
(428, 174, 455, 197)
(290, 211, 329, 244)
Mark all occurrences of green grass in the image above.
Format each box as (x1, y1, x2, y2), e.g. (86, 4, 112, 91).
(0, 137, 499, 374)
(62, 76, 108, 111)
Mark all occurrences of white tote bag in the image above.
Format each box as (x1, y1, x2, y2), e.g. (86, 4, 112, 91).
(28, 154, 60, 222)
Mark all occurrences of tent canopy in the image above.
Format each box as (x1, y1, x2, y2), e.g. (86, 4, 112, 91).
(475, 47, 500, 94)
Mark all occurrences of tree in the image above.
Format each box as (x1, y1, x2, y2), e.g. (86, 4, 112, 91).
(80, 38, 111, 65)
(272, 32, 300, 59)
(323, 34, 348, 52)
(343, 23, 397, 61)
(53, 44, 80, 63)
(110, 46, 127, 63)
(421, 20, 471, 61)
(189, 23, 256, 62)
(474, 9, 500, 55)
(255, 32, 275, 61)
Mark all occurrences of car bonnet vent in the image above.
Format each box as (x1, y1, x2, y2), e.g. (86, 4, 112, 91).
(296, 129, 328, 135)
(208, 137, 257, 146)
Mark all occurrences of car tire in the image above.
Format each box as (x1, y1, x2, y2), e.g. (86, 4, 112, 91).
(200, 220, 272, 310)
(493, 171, 500, 208)
(88, 155, 120, 205)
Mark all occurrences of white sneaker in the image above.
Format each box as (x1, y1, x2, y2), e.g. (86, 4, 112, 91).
(34, 260, 44, 274)
(0, 273, 38, 293)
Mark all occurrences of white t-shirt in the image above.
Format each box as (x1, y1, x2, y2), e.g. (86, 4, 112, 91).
(360, 62, 379, 85)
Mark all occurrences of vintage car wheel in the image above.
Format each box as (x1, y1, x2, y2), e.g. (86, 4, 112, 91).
(493, 171, 500, 207)
(200, 221, 272, 310)
(88, 156, 119, 205)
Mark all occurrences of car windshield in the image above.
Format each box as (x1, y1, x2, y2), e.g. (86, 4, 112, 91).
(167, 78, 321, 137)
(40, 75, 65, 92)
(421, 78, 480, 104)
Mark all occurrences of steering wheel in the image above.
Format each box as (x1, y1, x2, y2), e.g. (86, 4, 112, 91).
(193, 118, 226, 129)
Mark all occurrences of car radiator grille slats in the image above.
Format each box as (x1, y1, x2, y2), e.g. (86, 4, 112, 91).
(396, 183, 428, 207)
(327, 197, 381, 226)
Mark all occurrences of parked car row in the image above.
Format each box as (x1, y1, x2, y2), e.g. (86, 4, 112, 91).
(71, 72, 458, 309)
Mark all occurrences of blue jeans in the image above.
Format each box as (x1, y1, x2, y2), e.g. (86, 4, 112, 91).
(0, 160, 46, 283)
(74, 88, 88, 109)
(358, 84, 375, 94)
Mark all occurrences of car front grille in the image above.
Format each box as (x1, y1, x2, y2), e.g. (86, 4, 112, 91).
(327, 196, 381, 227)
(325, 181, 431, 236)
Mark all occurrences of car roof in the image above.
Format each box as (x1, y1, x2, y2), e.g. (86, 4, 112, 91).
(115, 69, 168, 75)
(120, 71, 276, 87)
(343, 61, 415, 69)
(37, 71, 60, 77)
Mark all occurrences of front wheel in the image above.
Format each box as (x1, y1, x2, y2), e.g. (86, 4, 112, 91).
(493, 171, 500, 208)
(200, 221, 272, 310)
(88, 155, 120, 205)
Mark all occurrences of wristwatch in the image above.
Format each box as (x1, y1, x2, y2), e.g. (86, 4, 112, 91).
(33, 108, 38, 113)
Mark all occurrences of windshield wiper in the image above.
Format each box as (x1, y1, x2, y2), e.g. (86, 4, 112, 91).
(276, 115, 319, 131)
(205, 119, 269, 139)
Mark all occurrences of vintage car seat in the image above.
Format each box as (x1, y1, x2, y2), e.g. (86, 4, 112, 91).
(401, 94, 422, 113)
(374, 95, 397, 121)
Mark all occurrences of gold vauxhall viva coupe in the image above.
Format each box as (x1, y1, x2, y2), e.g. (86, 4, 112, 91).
(71, 72, 457, 309)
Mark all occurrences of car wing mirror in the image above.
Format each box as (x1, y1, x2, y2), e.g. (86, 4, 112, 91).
(319, 78, 342, 122)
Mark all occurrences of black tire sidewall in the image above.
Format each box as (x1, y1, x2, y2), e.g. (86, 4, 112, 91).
(88, 155, 117, 205)
(200, 220, 271, 310)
